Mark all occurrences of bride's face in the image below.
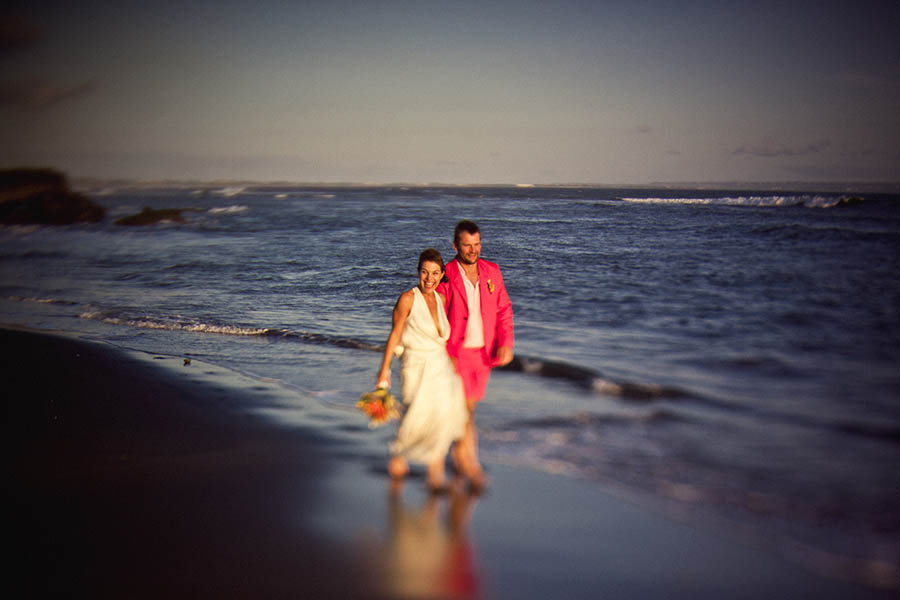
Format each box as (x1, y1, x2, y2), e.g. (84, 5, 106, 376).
(418, 260, 443, 293)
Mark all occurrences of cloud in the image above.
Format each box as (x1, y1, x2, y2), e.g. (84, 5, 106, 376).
(731, 138, 831, 158)
(0, 78, 96, 110)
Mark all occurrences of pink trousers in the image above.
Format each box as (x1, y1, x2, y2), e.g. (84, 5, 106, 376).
(456, 347, 491, 402)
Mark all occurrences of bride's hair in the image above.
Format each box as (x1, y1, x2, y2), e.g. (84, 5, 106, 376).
(417, 248, 445, 272)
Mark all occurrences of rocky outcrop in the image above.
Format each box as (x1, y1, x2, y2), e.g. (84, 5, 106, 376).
(0, 168, 105, 224)
(835, 196, 865, 207)
(114, 207, 186, 226)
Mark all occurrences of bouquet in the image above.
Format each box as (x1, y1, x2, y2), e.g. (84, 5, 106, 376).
(357, 388, 400, 428)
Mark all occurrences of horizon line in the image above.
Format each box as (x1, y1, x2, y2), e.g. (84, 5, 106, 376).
(69, 177, 900, 194)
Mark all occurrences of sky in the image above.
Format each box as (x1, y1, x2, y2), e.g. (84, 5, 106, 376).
(2, 0, 899, 185)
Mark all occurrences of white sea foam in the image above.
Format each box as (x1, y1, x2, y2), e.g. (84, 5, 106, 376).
(620, 195, 850, 208)
(208, 205, 249, 214)
(6, 295, 75, 305)
(79, 311, 269, 336)
(592, 378, 625, 396)
(1, 225, 41, 236)
(213, 186, 246, 197)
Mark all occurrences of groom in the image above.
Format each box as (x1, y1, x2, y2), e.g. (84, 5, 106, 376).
(438, 220, 514, 487)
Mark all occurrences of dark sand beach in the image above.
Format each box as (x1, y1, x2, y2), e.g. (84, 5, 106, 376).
(4, 326, 894, 599)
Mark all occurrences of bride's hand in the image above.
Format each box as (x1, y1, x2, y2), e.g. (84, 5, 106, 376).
(376, 375, 391, 390)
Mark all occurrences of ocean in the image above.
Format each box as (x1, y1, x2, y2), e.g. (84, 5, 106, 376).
(2, 184, 899, 587)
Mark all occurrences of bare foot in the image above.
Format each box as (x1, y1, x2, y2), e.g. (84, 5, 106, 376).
(427, 481, 451, 495)
(463, 464, 488, 492)
(426, 461, 449, 494)
(388, 456, 408, 480)
(452, 445, 488, 491)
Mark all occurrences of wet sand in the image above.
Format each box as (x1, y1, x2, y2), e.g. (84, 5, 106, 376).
(4, 326, 893, 599)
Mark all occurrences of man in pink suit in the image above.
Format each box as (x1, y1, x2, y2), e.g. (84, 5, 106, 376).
(437, 220, 514, 488)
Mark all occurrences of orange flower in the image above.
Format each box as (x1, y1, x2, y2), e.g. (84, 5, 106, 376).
(357, 388, 399, 428)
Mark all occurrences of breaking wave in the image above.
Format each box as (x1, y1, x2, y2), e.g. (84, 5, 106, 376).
(78, 310, 380, 351)
(619, 195, 867, 208)
(5, 295, 79, 305)
(208, 205, 249, 214)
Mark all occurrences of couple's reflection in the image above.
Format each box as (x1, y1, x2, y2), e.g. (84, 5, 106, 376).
(382, 479, 481, 600)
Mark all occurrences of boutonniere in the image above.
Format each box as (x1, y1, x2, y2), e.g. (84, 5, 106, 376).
(487, 279, 495, 293)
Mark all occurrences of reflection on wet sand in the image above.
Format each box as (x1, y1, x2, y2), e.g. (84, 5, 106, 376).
(382, 479, 481, 600)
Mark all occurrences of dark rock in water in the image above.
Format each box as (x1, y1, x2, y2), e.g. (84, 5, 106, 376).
(114, 207, 186, 226)
(835, 196, 865, 207)
(0, 168, 105, 225)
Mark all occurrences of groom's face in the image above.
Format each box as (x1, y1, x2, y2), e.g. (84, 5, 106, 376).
(454, 231, 481, 265)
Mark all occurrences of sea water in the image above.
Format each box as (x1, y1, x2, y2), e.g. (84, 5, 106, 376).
(2, 185, 899, 587)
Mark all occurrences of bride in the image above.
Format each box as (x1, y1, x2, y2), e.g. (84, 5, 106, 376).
(376, 248, 468, 491)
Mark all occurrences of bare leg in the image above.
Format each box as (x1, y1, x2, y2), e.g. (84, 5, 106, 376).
(426, 458, 448, 492)
(463, 418, 487, 489)
(453, 400, 487, 490)
(451, 442, 466, 476)
(451, 403, 474, 474)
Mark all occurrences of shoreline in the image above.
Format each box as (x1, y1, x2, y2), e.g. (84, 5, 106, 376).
(4, 326, 894, 598)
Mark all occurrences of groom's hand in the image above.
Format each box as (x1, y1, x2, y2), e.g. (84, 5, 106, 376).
(495, 346, 513, 367)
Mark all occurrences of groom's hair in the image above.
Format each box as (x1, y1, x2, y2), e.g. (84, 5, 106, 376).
(453, 220, 480, 245)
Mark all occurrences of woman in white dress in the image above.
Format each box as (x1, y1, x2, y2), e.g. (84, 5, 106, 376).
(376, 249, 468, 491)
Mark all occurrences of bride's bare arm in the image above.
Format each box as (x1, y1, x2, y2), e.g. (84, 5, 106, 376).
(376, 289, 414, 388)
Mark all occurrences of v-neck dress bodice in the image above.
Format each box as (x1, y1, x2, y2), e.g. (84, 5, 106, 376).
(398, 287, 450, 351)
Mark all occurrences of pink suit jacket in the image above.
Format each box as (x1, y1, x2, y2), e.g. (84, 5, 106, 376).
(437, 257, 514, 364)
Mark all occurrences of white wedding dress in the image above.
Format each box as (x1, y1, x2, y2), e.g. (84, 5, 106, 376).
(391, 287, 467, 465)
